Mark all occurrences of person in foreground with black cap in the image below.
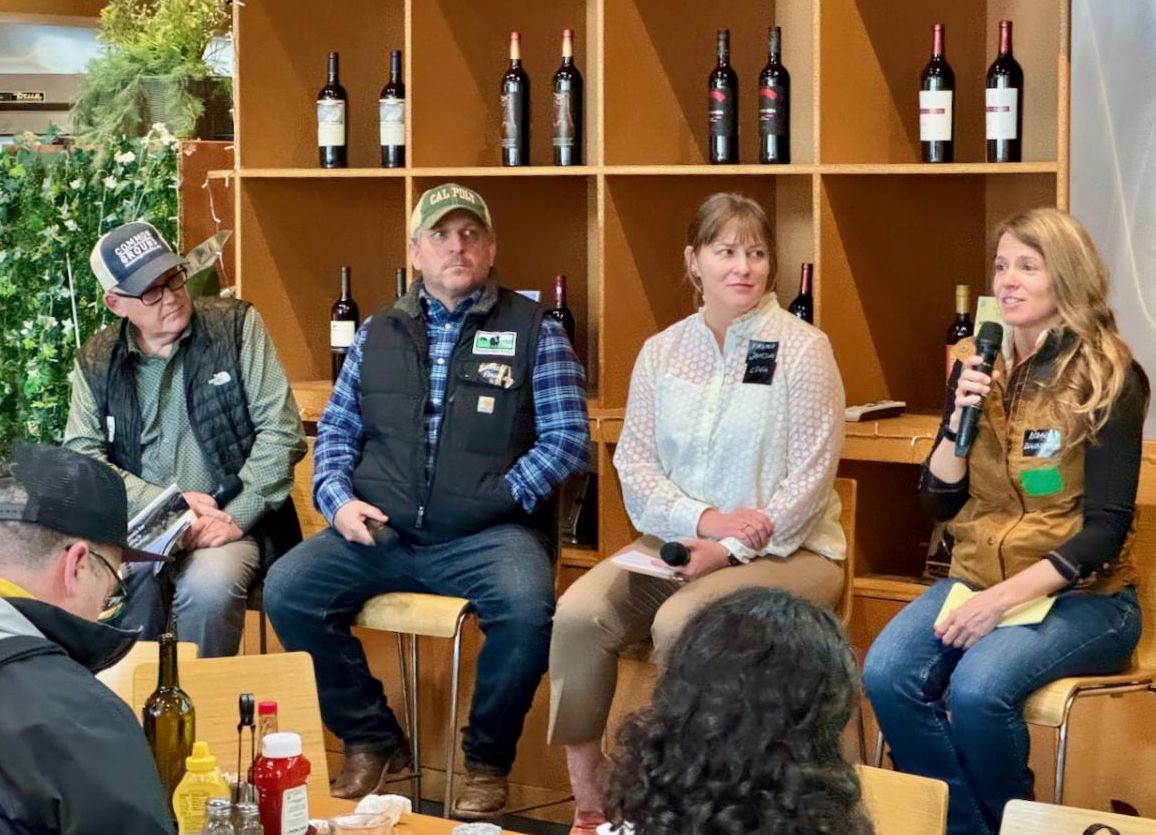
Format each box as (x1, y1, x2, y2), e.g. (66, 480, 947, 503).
(62, 220, 306, 658)
(0, 443, 175, 834)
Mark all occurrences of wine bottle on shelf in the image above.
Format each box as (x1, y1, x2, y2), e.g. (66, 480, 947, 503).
(331, 266, 360, 382)
(142, 632, 195, 809)
(708, 29, 739, 164)
(548, 274, 577, 344)
(787, 263, 814, 323)
(986, 20, 1024, 163)
(317, 51, 348, 168)
(380, 49, 406, 168)
(919, 24, 954, 163)
(758, 25, 790, 164)
(553, 28, 584, 166)
(945, 283, 974, 377)
(395, 266, 407, 299)
(501, 31, 531, 166)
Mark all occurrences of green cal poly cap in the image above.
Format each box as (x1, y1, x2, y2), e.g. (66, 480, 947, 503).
(409, 183, 493, 238)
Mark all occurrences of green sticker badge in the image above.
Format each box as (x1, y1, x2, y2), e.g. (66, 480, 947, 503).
(1020, 466, 1064, 497)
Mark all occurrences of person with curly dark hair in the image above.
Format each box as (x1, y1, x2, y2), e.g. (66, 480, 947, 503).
(604, 587, 873, 835)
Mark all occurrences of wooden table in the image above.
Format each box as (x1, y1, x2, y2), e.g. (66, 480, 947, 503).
(309, 794, 527, 834)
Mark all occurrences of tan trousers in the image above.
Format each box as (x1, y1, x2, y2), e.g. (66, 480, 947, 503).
(547, 536, 844, 745)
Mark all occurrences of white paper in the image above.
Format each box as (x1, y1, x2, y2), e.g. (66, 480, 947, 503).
(611, 549, 679, 580)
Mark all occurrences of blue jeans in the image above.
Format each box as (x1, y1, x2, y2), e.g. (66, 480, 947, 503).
(264, 523, 554, 774)
(863, 579, 1140, 835)
(118, 538, 260, 658)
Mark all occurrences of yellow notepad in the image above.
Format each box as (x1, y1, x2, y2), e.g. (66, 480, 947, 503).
(934, 582, 1056, 629)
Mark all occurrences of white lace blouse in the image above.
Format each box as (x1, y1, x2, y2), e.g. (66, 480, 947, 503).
(612, 293, 846, 562)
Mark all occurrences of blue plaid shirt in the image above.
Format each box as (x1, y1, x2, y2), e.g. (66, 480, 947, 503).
(313, 285, 590, 524)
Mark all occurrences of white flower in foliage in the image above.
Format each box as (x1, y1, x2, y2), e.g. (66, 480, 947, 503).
(114, 150, 137, 166)
(103, 176, 118, 189)
(64, 218, 79, 232)
(69, 179, 82, 190)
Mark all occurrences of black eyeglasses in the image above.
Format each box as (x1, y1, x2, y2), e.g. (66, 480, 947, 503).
(116, 268, 188, 306)
(89, 548, 129, 622)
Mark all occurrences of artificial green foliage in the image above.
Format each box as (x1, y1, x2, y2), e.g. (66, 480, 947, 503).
(0, 126, 180, 455)
(71, 0, 230, 144)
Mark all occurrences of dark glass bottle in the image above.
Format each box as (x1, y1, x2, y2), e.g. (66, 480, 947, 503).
(758, 25, 790, 164)
(945, 283, 974, 377)
(787, 263, 814, 324)
(395, 266, 407, 300)
(142, 632, 195, 809)
(986, 20, 1024, 163)
(553, 28, 584, 166)
(330, 266, 360, 382)
(547, 274, 577, 344)
(708, 29, 739, 164)
(317, 51, 348, 168)
(380, 49, 406, 168)
(501, 31, 531, 166)
(919, 24, 954, 163)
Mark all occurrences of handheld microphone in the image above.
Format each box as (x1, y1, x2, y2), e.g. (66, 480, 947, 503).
(954, 321, 1003, 458)
(659, 541, 689, 567)
(365, 518, 400, 552)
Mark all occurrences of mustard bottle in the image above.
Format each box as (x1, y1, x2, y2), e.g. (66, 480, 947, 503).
(172, 740, 231, 834)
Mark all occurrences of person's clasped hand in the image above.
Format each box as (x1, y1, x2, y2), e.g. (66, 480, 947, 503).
(934, 588, 1010, 649)
(334, 499, 389, 546)
(697, 508, 774, 551)
(652, 539, 732, 582)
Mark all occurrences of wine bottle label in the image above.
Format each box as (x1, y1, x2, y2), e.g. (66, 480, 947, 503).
(379, 96, 406, 146)
(985, 87, 1019, 140)
(330, 320, 355, 348)
(759, 84, 789, 136)
(708, 89, 735, 138)
(281, 784, 309, 835)
(553, 91, 576, 148)
(500, 91, 524, 149)
(919, 90, 953, 141)
(317, 100, 346, 147)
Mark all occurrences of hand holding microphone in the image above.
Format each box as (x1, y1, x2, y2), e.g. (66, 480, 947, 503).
(656, 539, 731, 582)
(952, 321, 1003, 457)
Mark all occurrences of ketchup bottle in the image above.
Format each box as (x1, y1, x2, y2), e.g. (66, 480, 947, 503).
(251, 732, 312, 835)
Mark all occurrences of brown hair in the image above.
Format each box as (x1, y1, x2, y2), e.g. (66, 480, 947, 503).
(685, 193, 777, 299)
(992, 208, 1134, 447)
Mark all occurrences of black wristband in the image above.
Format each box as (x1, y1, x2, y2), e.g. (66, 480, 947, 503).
(940, 423, 959, 443)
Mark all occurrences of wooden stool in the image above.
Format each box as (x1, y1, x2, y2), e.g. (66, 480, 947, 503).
(354, 592, 474, 817)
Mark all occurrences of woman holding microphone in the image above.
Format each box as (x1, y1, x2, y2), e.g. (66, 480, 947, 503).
(864, 208, 1148, 835)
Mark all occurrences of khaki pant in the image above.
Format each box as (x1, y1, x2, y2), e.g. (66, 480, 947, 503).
(547, 536, 844, 745)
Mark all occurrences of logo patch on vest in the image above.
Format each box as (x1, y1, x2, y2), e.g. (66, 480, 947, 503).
(208, 371, 232, 387)
(477, 396, 496, 414)
(1022, 428, 1061, 458)
(473, 331, 517, 357)
(478, 362, 515, 389)
(1020, 466, 1064, 497)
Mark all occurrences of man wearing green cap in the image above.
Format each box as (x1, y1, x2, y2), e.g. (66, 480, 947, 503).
(266, 183, 590, 819)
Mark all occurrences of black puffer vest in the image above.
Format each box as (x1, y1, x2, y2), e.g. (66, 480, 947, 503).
(353, 281, 543, 546)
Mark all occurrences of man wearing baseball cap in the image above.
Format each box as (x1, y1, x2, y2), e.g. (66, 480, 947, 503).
(0, 444, 174, 834)
(266, 183, 590, 818)
(62, 220, 306, 658)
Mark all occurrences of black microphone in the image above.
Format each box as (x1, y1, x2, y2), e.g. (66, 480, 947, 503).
(954, 321, 1003, 458)
(659, 541, 689, 567)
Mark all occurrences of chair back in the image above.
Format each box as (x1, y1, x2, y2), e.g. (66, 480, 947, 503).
(132, 651, 329, 795)
(858, 765, 947, 835)
(834, 477, 857, 628)
(1000, 799, 1156, 834)
(97, 640, 198, 706)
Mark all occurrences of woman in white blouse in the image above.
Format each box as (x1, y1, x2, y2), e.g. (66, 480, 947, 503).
(547, 192, 847, 835)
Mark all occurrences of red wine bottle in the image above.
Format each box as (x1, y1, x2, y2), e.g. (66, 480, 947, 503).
(548, 274, 577, 344)
(986, 20, 1024, 163)
(395, 266, 407, 299)
(708, 29, 739, 164)
(919, 24, 954, 163)
(553, 28, 584, 166)
(788, 263, 813, 323)
(330, 266, 360, 382)
(945, 284, 974, 377)
(758, 25, 790, 164)
(380, 49, 405, 168)
(318, 51, 348, 168)
(501, 32, 531, 166)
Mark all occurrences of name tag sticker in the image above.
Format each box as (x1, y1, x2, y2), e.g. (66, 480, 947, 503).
(473, 331, 517, 357)
(477, 396, 496, 414)
(478, 362, 515, 389)
(1022, 428, 1061, 457)
(1020, 467, 1064, 497)
(742, 340, 779, 385)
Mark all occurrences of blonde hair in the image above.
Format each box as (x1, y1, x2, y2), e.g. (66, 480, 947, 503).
(992, 208, 1133, 447)
(685, 193, 777, 299)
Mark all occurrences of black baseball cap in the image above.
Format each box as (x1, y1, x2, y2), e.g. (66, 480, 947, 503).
(0, 444, 170, 563)
(90, 221, 187, 297)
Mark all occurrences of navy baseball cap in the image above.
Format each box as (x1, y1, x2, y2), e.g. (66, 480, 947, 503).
(0, 444, 170, 563)
(90, 221, 187, 297)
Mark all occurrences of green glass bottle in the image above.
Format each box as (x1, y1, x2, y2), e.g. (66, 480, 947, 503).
(142, 632, 195, 807)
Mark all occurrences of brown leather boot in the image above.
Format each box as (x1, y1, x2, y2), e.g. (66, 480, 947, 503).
(330, 739, 413, 799)
(451, 770, 508, 821)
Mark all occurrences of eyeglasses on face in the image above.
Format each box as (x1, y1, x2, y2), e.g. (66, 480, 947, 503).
(88, 547, 129, 622)
(115, 268, 188, 306)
